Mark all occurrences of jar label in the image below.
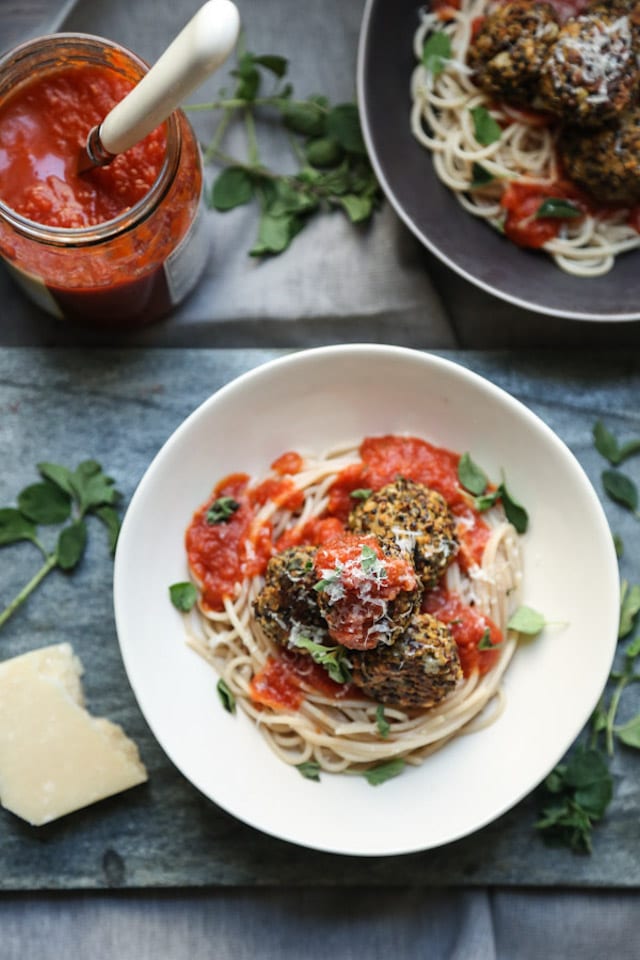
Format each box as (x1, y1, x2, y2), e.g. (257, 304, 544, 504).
(164, 191, 209, 307)
(4, 260, 63, 318)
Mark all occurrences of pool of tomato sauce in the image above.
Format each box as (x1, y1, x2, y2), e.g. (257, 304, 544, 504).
(186, 438, 504, 711)
(433, 0, 640, 248)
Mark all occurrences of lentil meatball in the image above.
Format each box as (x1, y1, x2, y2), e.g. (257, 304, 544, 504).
(557, 106, 640, 202)
(348, 478, 458, 588)
(539, 11, 638, 125)
(314, 535, 421, 651)
(253, 546, 328, 647)
(468, 1, 560, 105)
(350, 613, 463, 709)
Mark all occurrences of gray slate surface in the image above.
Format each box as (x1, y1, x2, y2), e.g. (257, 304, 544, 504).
(0, 346, 638, 890)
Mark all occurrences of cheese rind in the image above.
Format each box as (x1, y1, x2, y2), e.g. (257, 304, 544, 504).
(0, 643, 148, 826)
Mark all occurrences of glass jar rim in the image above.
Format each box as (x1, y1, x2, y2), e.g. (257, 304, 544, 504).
(0, 32, 181, 247)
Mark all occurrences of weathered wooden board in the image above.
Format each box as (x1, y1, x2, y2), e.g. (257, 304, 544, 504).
(0, 347, 638, 889)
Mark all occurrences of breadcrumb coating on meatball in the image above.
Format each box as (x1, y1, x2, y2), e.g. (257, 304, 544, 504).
(468, 1, 560, 104)
(253, 546, 328, 648)
(558, 106, 640, 202)
(350, 613, 463, 709)
(348, 477, 458, 588)
(539, 12, 638, 125)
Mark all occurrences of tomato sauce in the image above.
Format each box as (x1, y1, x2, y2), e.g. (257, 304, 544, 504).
(423, 588, 502, 677)
(500, 180, 587, 249)
(0, 36, 205, 326)
(0, 66, 165, 228)
(249, 651, 361, 710)
(185, 474, 272, 612)
(328, 435, 491, 569)
(314, 532, 418, 650)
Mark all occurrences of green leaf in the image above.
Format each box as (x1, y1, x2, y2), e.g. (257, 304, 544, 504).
(217, 678, 236, 714)
(474, 489, 501, 512)
(250, 212, 298, 256)
(616, 713, 640, 749)
(338, 193, 373, 223)
(95, 505, 121, 555)
(602, 469, 638, 512)
(69, 463, 119, 513)
(375, 704, 390, 739)
(206, 497, 240, 524)
(422, 30, 452, 75)
(575, 778, 613, 818)
(37, 462, 75, 496)
(613, 533, 624, 558)
(619, 581, 640, 639)
(458, 452, 488, 496)
(563, 748, 610, 791)
(507, 605, 546, 636)
(281, 100, 326, 136)
(252, 54, 288, 77)
(593, 420, 620, 465)
(363, 758, 405, 786)
(0, 508, 38, 546)
(296, 761, 321, 781)
(56, 520, 87, 571)
(478, 627, 500, 650)
(267, 179, 318, 216)
(169, 581, 198, 612)
(500, 481, 529, 534)
(231, 53, 261, 100)
(305, 137, 343, 167)
(350, 488, 372, 501)
(471, 105, 502, 146)
(211, 167, 254, 211)
(535, 198, 581, 220)
(471, 162, 494, 188)
(618, 439, 640, 463)
(17, 481, 71, 525)
(326, 104, 367, 155)
(289, 634, 352, 684)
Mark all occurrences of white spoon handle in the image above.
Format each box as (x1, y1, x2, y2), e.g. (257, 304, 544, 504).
(99, 0, 240, 156)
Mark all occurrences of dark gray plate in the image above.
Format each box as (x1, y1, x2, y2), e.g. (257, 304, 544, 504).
(357, 0, 640, 322)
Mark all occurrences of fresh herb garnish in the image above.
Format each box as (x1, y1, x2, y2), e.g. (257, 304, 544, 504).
(363, 758, 405, 786)
(289, 634, 352, 684)
(507, 605, 547, 637)
(619, 580, 640, 639)
(613, 533, 624, 558)
(422, 31, 452, 75)
(458, 452, 488, 496)
(0, 461, 121, 630)
(350, 488, 372, 500)
(206, 496, 240, 524)
(169, 581, 199, 612)
(478, 627, 500, 650)
(360, 544, 386, 578)
(470, 162, 495, 188)
(474, 478, 529, 533)
(602, 469, 639, 516)
(593, 420, 640, 466)
(535, 198, 581, 220)
(217, 678, 237, 714)
(470, 105, 502, 146)
(187, 41, 381, 256)
(375, 704, 390, 739)
(536, 748, 613, 853)
(296, 760, 321, 781)
(314, 567, 341, 593)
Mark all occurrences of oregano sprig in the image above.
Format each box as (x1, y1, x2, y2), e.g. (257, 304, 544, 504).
(0, 461, 121, 630)
(187, 41, 382, 256)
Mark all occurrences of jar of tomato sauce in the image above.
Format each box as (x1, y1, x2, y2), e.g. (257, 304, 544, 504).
(0, 34, 208, 326)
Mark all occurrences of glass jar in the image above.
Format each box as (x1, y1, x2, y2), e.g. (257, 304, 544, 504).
(0, 34, 209, 327)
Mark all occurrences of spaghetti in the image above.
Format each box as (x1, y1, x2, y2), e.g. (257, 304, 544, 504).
(410, 0, 640, 277)
(180, 436, 525, 777)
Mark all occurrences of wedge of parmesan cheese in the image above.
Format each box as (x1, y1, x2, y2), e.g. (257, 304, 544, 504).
(0, 643, 148, 826)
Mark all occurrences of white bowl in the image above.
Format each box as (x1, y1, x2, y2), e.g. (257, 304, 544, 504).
(113, 344, 619, 856)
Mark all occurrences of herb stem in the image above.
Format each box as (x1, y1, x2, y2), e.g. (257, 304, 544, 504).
(187, 95, 329, 114)
(203, 107, 236, 164)
(605, 674, 629, 756)
(245, 108, 259, 164)
(0, 552, 58, 630)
